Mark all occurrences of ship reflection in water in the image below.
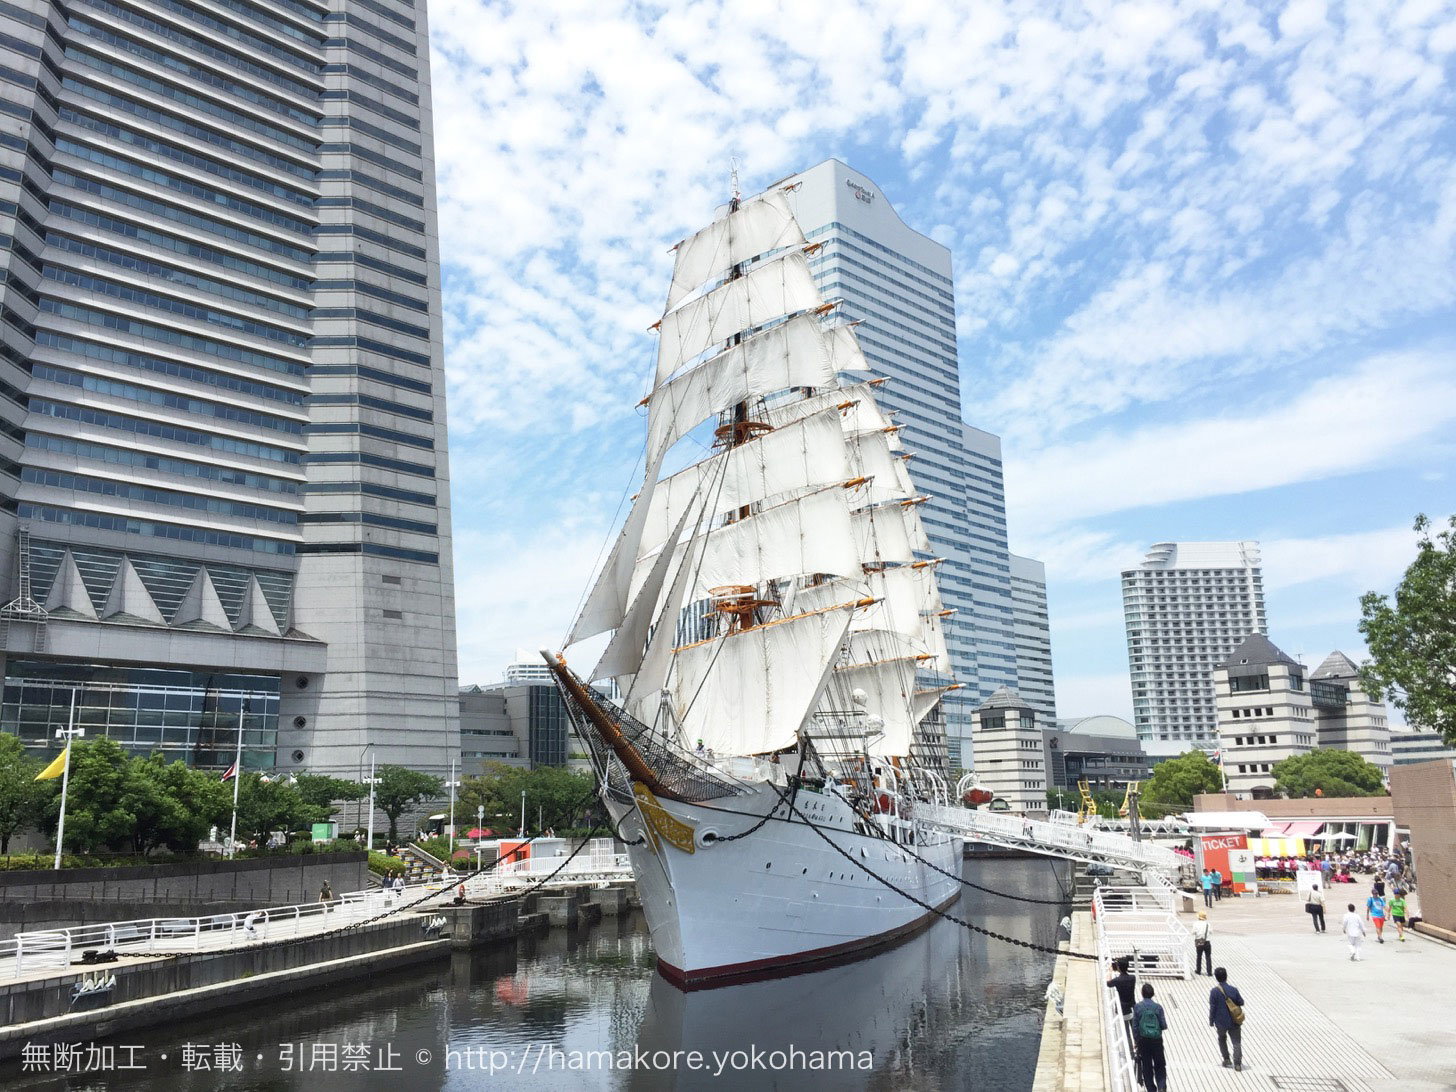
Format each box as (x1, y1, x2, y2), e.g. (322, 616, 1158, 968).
(6, 859, 1070, 1092)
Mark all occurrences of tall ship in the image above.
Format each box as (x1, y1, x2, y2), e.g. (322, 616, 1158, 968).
(545, 179, 963, 988)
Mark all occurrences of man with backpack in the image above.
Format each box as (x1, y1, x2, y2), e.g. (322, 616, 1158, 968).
(1132, 983, 1169, 1092)
(1209, 966, 1246, 1072)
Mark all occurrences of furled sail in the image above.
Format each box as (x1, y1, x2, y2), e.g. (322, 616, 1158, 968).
(670, 605, 855, 755)
(646, 314, 837, 461)
(655, 250, 820, 384)
(592, 502, 699, 682)
(667, 190, 806, 310)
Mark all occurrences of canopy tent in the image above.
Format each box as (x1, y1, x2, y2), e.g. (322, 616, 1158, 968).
(1265, 820, 1324, 838)
(1183, 811, 1271, 830)
(1248, 836, 1307, 857)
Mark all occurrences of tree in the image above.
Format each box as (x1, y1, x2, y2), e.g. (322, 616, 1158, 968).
(1360, 513, 1456, 746)
(234, 774, 317, 840)
(373, 765, 442, 842)
(294, 773, 365, 815)
(459, 764, 596, 835)
(0, 734, 50, 853)
(1141, 750, 1225, 809)
(42, 736, 136, 853)
(1272, 749, 1388, 798)
(122, 754, 230, 855)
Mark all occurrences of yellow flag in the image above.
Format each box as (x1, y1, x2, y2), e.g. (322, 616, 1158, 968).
(34, 747, 67, 781)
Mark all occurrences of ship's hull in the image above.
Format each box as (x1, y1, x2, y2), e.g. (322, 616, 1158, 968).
(611, 781, 962, 989)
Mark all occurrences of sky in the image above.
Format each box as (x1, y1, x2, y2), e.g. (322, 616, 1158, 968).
(426, 0, 1456, 720)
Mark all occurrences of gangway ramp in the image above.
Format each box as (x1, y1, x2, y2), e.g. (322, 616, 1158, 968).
(918, 803, 1184, 877)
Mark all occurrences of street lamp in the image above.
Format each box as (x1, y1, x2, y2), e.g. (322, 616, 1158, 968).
(362, 752, 380, 851)
(52, 688, 83, 871)
(519, 789, 526, 837)
(444, 758, 460, 859)
(356, 743, 374, 836)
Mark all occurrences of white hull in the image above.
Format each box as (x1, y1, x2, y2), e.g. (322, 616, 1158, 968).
(611, 781, 962, 988)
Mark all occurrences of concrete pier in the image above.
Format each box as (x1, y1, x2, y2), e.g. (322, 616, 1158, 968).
(1032, 912, 1108, 1092)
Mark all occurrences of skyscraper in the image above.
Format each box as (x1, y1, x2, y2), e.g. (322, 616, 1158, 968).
(1122, 541, 1265, 745)
(779, 160, 1056, 766)
(0, 0, 457, 775)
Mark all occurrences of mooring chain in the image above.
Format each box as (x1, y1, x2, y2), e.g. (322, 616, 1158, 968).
(772, 785, 1099, 961)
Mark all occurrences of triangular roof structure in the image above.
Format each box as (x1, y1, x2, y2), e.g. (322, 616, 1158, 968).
(232, 574, 280, 636)
(977, 684, 1032, 712)
(172, 568, 231, 631)
(101, 557, 164, 624)
(1312, 650, 1360, 680)
(43, 550, 97, 619)
(1218, 633, 1299, 671)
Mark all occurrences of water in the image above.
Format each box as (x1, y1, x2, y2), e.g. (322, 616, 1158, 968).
(9, 858, 1071, 1091)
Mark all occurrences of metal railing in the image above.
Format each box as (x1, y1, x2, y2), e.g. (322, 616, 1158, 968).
(1093, 917, 1139, 1092)
(3, 876, 458, 977)
(919, 803, 1185, 875)
(1094, 885, 1192, 980)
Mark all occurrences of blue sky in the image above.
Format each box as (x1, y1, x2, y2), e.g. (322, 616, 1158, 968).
(425, 0, 1456, 718)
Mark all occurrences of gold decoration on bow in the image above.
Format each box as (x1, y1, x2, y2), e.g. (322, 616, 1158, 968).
(633, 782, 697, 855)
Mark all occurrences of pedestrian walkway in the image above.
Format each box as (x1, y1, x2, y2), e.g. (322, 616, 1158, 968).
(1125, 891, 1456, 1091)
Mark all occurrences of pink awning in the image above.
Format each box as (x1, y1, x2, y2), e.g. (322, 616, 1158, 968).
(1285, 821, 1325, 838)
(1262, 823, 1291, 836)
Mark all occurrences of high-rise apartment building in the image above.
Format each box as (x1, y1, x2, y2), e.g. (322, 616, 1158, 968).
(1009, 552, 1056, 722)
(780, 160, 1056, 767)
(0, 0, 457, 775)
(1122, 541, 1265, 744)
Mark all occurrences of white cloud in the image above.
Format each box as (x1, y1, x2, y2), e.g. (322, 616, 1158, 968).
(1260, 524, 1420, 594)
(1005, 347, 1456, 531)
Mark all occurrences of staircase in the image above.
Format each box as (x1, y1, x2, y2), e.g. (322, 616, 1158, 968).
(398, 843, 451, 884)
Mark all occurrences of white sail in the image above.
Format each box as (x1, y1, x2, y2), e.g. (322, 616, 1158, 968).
(646, 313, 838, 461)
(667, 190, 806, 310)
(914, 686, 953, 724)
(656, 250, 820, 384)
(849, 429, 915, 502)
(671, 605, 854, 755)
(624, 523, 707, 724)
(641, 408, 850, 553)
(827, 657, 921, 757)
(592, 502, 699, 682)
(852, 501, 930, 567)
(793, 564, 942, 645)
(567, 448, 667, 644)
(825, 323, 871, 375)
(632, 485, 862, 607)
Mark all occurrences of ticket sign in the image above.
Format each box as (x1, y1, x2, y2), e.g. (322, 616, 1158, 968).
(1199, 833, 1255, 894)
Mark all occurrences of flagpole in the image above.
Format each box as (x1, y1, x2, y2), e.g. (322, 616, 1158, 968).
(227, 705, 244, 859)
(53, 687, 78, 871)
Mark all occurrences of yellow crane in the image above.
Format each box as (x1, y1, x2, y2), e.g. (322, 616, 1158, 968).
(1076, 780, 1097, 825)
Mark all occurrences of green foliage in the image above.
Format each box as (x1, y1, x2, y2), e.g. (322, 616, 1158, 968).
(458, 763, 595, 835)
(1360, 514, 1456, 746)
(123, 753, 230, 855)
(368, 849, 406, 877)
(1272, 748, 1389, 798)
(1141, 750, 1225, 809)
(374, 765, 443, 842)
(232, 774, 326, 840)
(45, 736, 137, 853)
(1044, 788, 1126, 819)
(0, 734, 50, 853)
(293, 773, 365, 813)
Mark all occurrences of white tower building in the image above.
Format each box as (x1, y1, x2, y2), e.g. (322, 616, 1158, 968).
(1122, 541, 1266, 745)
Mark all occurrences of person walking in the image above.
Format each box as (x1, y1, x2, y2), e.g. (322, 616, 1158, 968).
(1209, 966, 1246, 1072)
(1201, 869, 1214, 908)
(1343, 902, 1367, 960)
(1192, 911, 1213, 976)
(319, 879, 333, 914)
(1212, 867, 1224, 901)
(1106, 957, 1138, 1054)
(1390, 890, 1408, 941)
(1132, 983, 1169, 1092)
(1366, 889, 1388, 943)
(1305, 883, 1327, 932)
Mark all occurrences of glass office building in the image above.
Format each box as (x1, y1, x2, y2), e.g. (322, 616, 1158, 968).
(781, 161, 1057, 768)
(0, 0, 457, 773)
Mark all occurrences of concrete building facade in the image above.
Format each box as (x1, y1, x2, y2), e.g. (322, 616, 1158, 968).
(1391, 727, 1456, 766)
(1123, 541, 1266, 745)
(1213, 635, 1393, 797)
(457, 682, 589, 777)
(969, 685, 1045, 815)
(0, 0, 457, 775)
(1042, 715, 1150, 793)
(779, 160, 1056, 768)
